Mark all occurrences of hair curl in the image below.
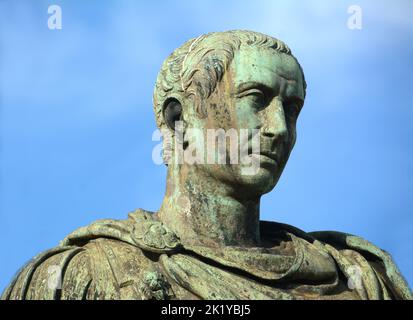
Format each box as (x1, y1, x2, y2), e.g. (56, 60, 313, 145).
(153, 30, 306, 131)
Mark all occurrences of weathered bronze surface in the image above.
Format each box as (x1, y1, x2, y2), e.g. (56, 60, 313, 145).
(3, 30, 412, 300)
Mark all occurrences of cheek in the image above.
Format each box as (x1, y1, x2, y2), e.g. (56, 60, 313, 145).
(208, 102, 233, 129)
(291, 130, 297, 147)
(287, 122, 297, 147)
(235, 103, 261, 129)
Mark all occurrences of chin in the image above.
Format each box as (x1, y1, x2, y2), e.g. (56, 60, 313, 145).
(233, 167, 280, 196)
(203, 164, 281, 197)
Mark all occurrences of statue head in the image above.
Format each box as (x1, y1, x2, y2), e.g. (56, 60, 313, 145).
(153, 30, 306, 198)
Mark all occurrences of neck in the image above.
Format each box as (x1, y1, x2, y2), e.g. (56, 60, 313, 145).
(157, 165, 261, 248)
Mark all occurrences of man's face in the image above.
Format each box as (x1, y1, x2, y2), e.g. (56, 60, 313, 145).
(186, 47, 305, 197)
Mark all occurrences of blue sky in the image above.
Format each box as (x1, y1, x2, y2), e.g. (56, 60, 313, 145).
(1, 0, 412, 293)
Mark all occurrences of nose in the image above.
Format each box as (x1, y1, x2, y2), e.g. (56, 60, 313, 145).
(261, 97, 288, 141)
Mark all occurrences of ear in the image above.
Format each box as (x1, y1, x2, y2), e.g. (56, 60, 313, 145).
(162, 98, 182, 131)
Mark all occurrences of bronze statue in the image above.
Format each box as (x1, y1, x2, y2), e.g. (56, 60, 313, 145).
(2, 30, 411, 300)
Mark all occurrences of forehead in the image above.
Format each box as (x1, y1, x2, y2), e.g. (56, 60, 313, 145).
(228, 47, 305, 99)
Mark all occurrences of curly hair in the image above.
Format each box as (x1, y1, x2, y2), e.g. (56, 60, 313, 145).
(153, 30, 306, 131)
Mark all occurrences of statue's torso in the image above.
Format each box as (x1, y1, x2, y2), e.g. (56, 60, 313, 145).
(2, 209, 411, 300)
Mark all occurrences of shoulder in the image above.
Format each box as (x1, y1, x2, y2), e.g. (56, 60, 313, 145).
(260, 220, 413, 300)
(2, 238, 157, 300)
(2, 209, 178, 300)
(309, 230, 412, 300)
(2, 245, 85, 300)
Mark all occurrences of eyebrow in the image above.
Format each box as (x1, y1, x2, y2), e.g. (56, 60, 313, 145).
(236, 81, 273, 95)
(236, 81, 304, 104)
(285, 95, 305, 108)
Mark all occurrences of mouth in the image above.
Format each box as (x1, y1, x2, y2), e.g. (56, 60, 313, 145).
(247, 149, 278, 165)
(259, 151, 279, 165)
(246, 140, 284, 167)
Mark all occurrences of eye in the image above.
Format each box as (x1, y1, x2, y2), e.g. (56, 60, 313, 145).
(236, 88, 268, 109)
(283, 99, 303, 120)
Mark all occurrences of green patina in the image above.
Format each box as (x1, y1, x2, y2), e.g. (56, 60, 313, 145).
(2, 30, 412, 300)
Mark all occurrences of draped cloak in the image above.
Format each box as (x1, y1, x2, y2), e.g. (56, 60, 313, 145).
(2, 209, 412, 300)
